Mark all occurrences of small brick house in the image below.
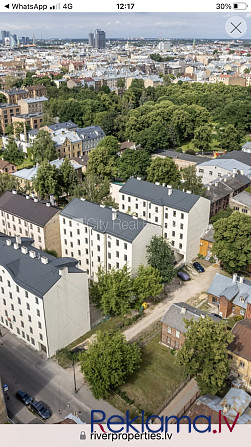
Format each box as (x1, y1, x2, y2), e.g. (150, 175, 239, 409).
(207, 273, 251, 319)
(161, 302, 220, 350)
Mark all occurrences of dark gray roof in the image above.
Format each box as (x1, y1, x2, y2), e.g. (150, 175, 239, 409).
(0, 236, 82, 297)
(219, 151, 251, 167)
(205, 174, 251, 203)
(48, 121, 78, 131)
(119, 178, 201, 211)
(161, 302, 220, 333)
(207, 273, 251, 309)
(0, 191, 59, 227)
(201, 225, 214, 243)
(5, 88, 28, 95)
(60, 198, 150, 242)
(154, 149, 211, 164)
(231, 191, 251, 207)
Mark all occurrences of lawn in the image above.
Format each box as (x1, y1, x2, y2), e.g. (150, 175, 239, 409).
(16, 157, 34, 170)
(107, 332, 185, 417)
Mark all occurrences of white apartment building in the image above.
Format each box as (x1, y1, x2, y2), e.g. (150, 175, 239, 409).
(196, 159, 251, 184)
(117, 178, 211, 263)
(59, 198, 162, 280)
(0, 190, 62, 256)
(0, 235, 90, 357)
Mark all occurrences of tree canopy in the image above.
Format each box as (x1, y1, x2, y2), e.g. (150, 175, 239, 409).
(80, 331, 142, 399)
(213, 212, 251, 273)
(181, 165, 206, 196)
(118, 149, 150, 181)
(147, 236, 176, 283)
(146, 157, 181, 188)
(30, 129, 57, 163)
(3, 138, 24, 165)
(177, 317, 234, 395)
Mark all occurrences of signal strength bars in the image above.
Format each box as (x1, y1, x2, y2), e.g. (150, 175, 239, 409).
(50, 3, 60, 9)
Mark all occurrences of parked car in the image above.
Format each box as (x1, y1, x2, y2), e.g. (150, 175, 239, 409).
(30, 401, 51, 420)
(211, 313, 222, 319)
(193, 262, 205, 273)
(177, 271, 190, 281)
(16, 390, 33, 406)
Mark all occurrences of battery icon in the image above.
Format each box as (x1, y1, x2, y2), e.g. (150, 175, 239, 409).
(233, 2, 248, 9)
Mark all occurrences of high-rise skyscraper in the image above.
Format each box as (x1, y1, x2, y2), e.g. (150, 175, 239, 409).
(94, 29, 106, 49)
(1, 31, 9, 44)
(88, 32, 94, 47)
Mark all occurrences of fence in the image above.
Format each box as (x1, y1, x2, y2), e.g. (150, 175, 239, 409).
(170, 390, 201, 424)
(157, 375, 191, 415)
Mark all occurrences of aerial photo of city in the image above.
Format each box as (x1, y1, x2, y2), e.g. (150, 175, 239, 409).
(0, 12, 250, 430)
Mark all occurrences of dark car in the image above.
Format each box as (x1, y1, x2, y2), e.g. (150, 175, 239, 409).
(16, 390, 33, 406)
(177, 271, 190, 281)
(30, 401, 51, 420)
(211, 312, 222, 319)
(193, 262, 205, 273)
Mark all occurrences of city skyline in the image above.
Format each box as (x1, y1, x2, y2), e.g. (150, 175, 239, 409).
(0, 12, 251, 39)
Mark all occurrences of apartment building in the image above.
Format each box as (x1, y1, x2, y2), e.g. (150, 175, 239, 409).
(17, 96, 48, 114)
(25, 84, 47, 98)
(196, 160, 251, 184)
(12, 112, 44, 131)
(118, 178, 211, 263)
(0, 88, 29, 104)
(0, 103, 20, 134)
(229, 191, 251, 216)
(51, 125, 105, 158)
(0, 235, 90, 357)
(59, 198, 162, 280)
(0, 191, 62, 256)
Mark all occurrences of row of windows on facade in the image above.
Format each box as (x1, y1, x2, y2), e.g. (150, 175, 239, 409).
(0, 317, 43, 345)
(1, 214, 41, 231)
(121, 197, 185, 218)
(2, 298, 41, 316)
(121, 207, 185, 226)
(199, 169, 221, 177)
(166, 337, 180, 349)
(2, 222, 42, 241)
(228, 354, 245, 369)
(233, 206, 248, 214)
(0, 278, 40, 300)
(1, 310, 42, 329)
(63, 236, 128, 250)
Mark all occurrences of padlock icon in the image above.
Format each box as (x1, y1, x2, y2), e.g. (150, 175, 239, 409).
(80, 431, 86, 440)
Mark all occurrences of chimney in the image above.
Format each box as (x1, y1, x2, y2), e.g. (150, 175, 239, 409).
(59, 266, 68, 276)
(15, 235, 21, 245)
(233, 168, 237, 174)
(31, 191, 35, 198)
(21, 246, 28, 254)
(29, 250, 36, 258)
(239, 276, 244, 284)
(26, 195, 30, 199)
(223, 177, 227, 182)
(34, 197, 38, 203)
(46, 202, 50, 207)
(240, 169, 244, 175)
(215, 182, 218, 187)
(227, 172, 231, 177)
(180, 307, 186, 314)
(13, 242, 19, 250)
(207, 185, 210, 190)
(167, 185, 172, 195)
(6, 239, 11, 246)
(162, 183, 165, 187)
(223, 404, 231, 414)
(186, 190, 192, 194)
(232, 273, 237, 283)
(132, 215, 137, 219)
(136, 176, 141, 180)
(41, 256, 48, 264)
(112, 209, 117, 221)
(155, 182, 160, 186)
(12, 189, 17, 195)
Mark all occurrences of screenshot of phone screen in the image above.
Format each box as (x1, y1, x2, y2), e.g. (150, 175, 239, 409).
(0, 1, 250, 446)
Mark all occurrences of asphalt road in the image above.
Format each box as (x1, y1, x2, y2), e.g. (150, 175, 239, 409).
(0, 328, 122, 424)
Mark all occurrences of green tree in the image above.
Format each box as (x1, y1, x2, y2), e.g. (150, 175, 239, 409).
(192, 124, 212, 151)
(87, 146, 118, 179)
(59, 158, 78, 196)
(133, 265, 163, 303)
(147, 236, 176, 283)
(33, 160, 61, 200)
(3, 138, 24, 165)
(177, 317, 234, 395)
(146, 157, 181, 187)
(213, 212, 251, 273)
(210, 207, 234, 224)
(93, 266, 134, 316)
(219, 125, 240, 152)
(96, 136, 120, 155)
(80, 331, 142, 399)
(0, 173, 20, 196)
(30, 129, 57, 163)
(73, 174, 115, 206)
(118, 149, 150, 181)
(182, 166, 206, 196)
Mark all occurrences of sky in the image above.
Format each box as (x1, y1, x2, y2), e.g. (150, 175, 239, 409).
(0, 12, 251, 39)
